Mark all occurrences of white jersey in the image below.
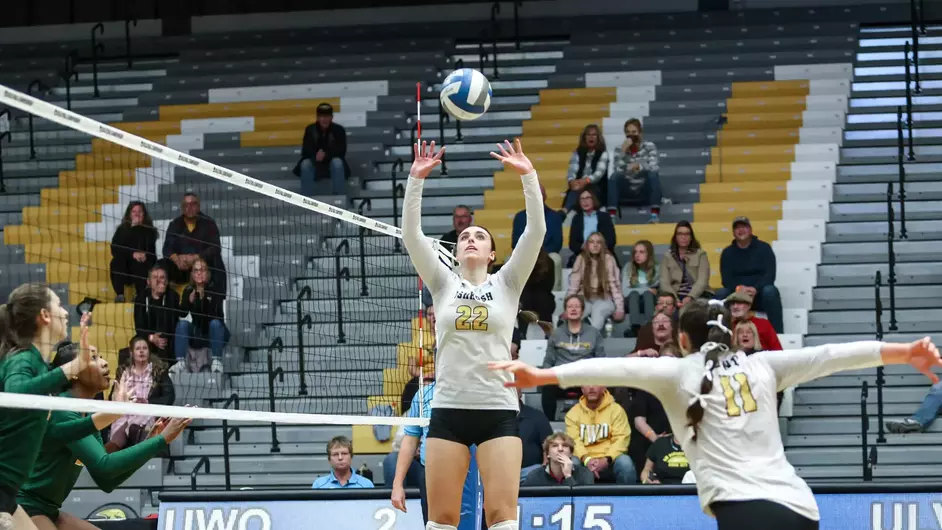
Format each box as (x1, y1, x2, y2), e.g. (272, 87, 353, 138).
(402, 171, 545, 411)
(553, 341, 884, 521)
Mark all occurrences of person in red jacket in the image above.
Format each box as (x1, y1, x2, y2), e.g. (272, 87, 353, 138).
(725, 289, 782, 351)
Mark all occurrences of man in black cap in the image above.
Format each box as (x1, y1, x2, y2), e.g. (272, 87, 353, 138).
(292, 102, 349, 196)
(715, 216, 783, 333)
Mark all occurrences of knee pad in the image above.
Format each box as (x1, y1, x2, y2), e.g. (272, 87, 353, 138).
(0, 513, 13, 530)
(426, 522, 457, 530)
(489, 521, 519, 530)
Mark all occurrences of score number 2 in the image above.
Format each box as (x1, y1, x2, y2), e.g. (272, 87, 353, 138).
(522, 504, 613, 530)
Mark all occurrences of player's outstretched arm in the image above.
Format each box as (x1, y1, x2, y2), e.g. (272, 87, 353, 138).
(490, 357, 681, 398)
(402, 140, 450, 294)
(765, 338, 942, 391)
(491, 139, 545, 292)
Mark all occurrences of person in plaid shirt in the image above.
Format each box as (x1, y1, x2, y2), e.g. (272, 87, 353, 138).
(607, 119, 666, 223)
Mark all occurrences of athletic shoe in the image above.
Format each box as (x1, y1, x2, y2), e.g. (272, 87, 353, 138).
(211, 359, 224, 373)
(885, 418, 923, 433)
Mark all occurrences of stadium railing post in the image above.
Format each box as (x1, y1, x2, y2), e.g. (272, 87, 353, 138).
(267, 339, 284, 453)
(189, 456, 210, 491)
(334, 240, 351, 344)
(885, 182, 898, 332)
(391, 158, 404, 253)
(25, 79, 50, 159)
(90, 23, 105, 98)
(295, 286, 314, 396)
(896, 107, 908, 239)
(0, 126, 9, 193)
(437, 102, 449, 176)
(61, 50, 79, 110)
(124, 18, 138, 69)
(221, 394, 241, 491)
(873, 272, 887, 444)
(860, 381, 872, 481)
(911, 0, 922, 92)
(453, 60, 465, 142)
(490, 2, 501, 79)
(356, 199, 372, 296)
(513, 0, 522, 50)
(903, 45, 915, 162)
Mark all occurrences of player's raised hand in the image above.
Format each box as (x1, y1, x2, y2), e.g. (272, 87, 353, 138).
(490, 139, 535, 175)
(488, 360, 559, 389)
(908, 337, 942, 383)
(410, 141, 445, 179)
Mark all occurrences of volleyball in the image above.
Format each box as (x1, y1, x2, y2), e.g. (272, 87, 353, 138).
(439, 68, 492, 121)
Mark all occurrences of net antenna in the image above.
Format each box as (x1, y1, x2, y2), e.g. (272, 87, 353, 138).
(416, 81, 425, 420)
(0, 84, 458, 268)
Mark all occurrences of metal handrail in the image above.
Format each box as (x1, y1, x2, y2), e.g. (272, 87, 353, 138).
(0, 129, 9, 193)
(896, 107, 909, 239)
(438, 103, 450, 176)
(861, 381, 873, 481)
(125, 19, 138, 69)
(911, 0, 922, 92)
(267, 338, 284, 452)
(391, 158, 405, 253)
(453, 59, 465, 142)
(295, 286, 313, 396)
(220, 393, 241, 491)
(490, 2, 501, 79)
(356, 199, 372, 296)
(886, 182, 899, 332)
(90, 23, 105, 98)
(904, 43, 915, 161)
(26, 80, 50, 160)
(874, 272, 886, 444)
(335, 240, 351, 344)
(513, 1, 523, 50)
(189, 456, 211, 491)
(62, 50, 80, 110)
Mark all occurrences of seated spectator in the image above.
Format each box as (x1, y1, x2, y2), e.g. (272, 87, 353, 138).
(441, 205, 473, 250)
(725, 290, 782, 352)
(632, 312, 675, 357)
(563, 124, 609, 213)
(629, 291, 676, 342)
(568, 189, 616, 267)
(401, 307, 436, 414)
(734, 320, 762, 354)
(133, 266, 181, 364)
(110, 201, 157, 302)
(887, 379, 942, 433)
(659, 221, 710, 308)
(107, 337, 174, 452)
(292, 102, 349, 196)
(627, 343, 676, 475)
(173, 258, 229, 374)
(540, 295, 604, 421)
(522, 432, 594, 486)
(567, 233, 624, 330)
(159, 193, 227, 296)
(641, 433, 689, 485)
(716, 216, 783, 333)
(518, 388, 553, 481)
(519, 249, 557, 325)
(622, 239, 659, 329)
(512, 185, 564, 287)
(608, 118, 665, 223)
(565, 385, 636, 484)
(312, 436, 374, 489)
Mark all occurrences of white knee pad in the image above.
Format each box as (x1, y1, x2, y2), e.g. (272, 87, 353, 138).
(0, 512, 13, 530)
(489, 521, 519, 530)
(426, 522, 457, 530)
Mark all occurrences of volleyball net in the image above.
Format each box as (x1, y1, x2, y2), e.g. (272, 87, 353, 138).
(0, 82, 447, 429)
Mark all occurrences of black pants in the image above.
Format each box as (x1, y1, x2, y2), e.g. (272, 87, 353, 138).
(541, 385, 568, 422)
(110, 255, 155, 296)
(712, 500, 818, 530)
(417, 464, 429, 525)
(0, 484, 15, 514)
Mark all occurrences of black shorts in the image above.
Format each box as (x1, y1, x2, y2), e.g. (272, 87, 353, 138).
(427, 408, 519, 447)
(0, 485, 16, 514)
(712, 500, 819, 530)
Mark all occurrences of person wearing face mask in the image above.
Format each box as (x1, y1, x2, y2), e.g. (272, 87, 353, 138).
(173, 258, 229, 374)
(563, 125, 609, 214)
(18, 342, 190, 530)
(107, 338, 175, 452)
(109, 201, 158, 303)
(540, 295, 605, 421)
(133, 266, 182, 365)
(607, 119, 665, 223)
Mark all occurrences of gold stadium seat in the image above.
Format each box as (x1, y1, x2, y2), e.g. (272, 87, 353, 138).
(725, 96, 807, 113)
(253, 115, 315, 133)
(91, 136, 166, 154)
(492, 170, 568, 188)
(693, 202, 783, 224)
(518, 135, 579, 153)
(538, 88, 617, 105)
(612, 221, 778, 246)
(526, 152, 572, 167)
(4, 224, 85, 246)
(75, 153, 150, 171)
(705, 163, 793, 183)
(66, 282, 113, 305)
(530, 104, 610, 121)
(710, 145, 797, 164)
(724, 112, 804, 130)
(240, 130, 297, 148)
(41, 187, 119, 207)
(113, 121, 181, 136)
(158, 98, 342, 121)
(731, 80, 810, 98)
(473, 209, 529, 227)
(24, 242, 109, 265)
(483, 187, 566, 209)
(523, 119, 600, 137)
(22, 206, 101, 226)
(698, 181, 789, 203)
(716, 128, 800, 147)
(59, 169, 138, 188)
(46, 261, 111, 284)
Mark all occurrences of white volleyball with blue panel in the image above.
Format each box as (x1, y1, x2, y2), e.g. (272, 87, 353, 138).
(440, 68, 492, 121)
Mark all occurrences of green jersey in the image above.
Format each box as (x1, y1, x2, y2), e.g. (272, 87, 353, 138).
(18, 406, 167, 519)
(0, 346, 96, 493)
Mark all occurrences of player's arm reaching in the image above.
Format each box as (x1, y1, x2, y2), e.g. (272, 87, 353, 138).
(401, 141, 451, 295)
(490, 139, 545, 292)
(762, 338, 942, 391)
(490, 357, 683, 399)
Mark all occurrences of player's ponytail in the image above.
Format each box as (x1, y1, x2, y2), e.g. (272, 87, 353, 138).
(0, 283, 54, 359)
(679, 299, 734, 441)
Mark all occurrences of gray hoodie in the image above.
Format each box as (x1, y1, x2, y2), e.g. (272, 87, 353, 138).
(541, 323, 605, 368)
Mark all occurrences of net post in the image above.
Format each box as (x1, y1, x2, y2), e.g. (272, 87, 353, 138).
(296, 287, 313, 396)
(267, 339, 284, 452)
(335, 240, 351, 344)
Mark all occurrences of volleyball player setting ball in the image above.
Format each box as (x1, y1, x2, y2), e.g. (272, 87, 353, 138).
(404, 139, 544, 530)
(492, 299, 942, 530)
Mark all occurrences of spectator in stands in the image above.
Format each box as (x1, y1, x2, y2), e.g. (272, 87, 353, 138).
(312, 436, 374, 489)
(522, 432, 594, 486)
(512, 185, 564, 287)
(173, 258, 229, 374)
(568, 233, 624, 330)
(293, 102, 349, 196)
(734, 320, 762, 354)
(392, 380, 434, 519)
(626, 342, 676, 476)
(110, 201, 158, 302)
(886, 383, 942, 433)
(568, 189, 616, 267)
(628, 291, 676, 342)
(518, 388, 553, 481)
(441, 205, 473, 249)
(160, 193, 226, 296)
(622, 240, 659, 329)
(519, 248, 557, 325)
(641, 433, 689, 485)
(608, 119, 665, 223)
(563, 125, 609, 213)
(631, 312, 674, 357)
(565, 385, 635, 484)
(401, 307, 435, 414)
(133, 265, 181, 364)
(716, 216, 783, 333)
(106, 337, 174, 452)
(725, 290, 782, 352)
(540, 295, 605, 421)
(659, 221, 710, 308)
